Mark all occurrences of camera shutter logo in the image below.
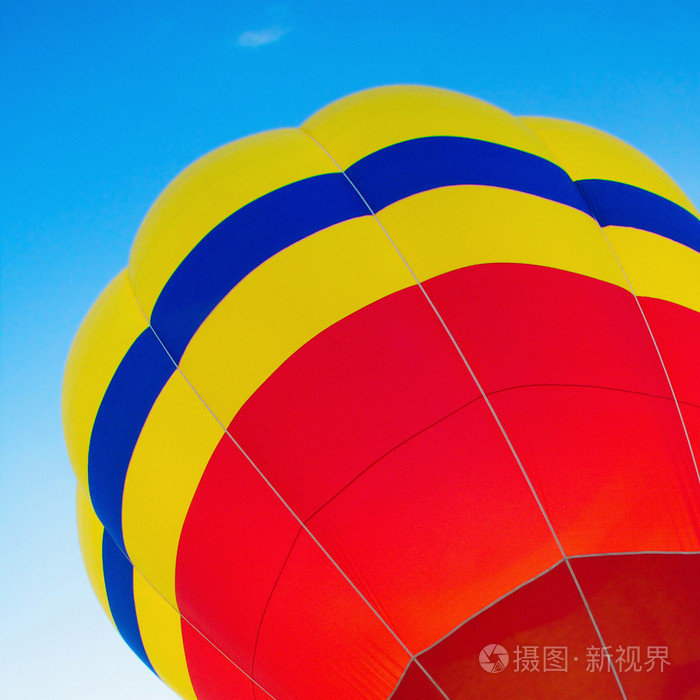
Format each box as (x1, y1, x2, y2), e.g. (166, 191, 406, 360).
(479, 644, 509, 673)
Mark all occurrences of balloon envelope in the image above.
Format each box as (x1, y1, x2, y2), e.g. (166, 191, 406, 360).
(63, 86, 700, 699)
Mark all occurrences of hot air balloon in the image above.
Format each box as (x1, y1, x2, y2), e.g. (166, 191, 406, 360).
(63, 86, 700, 699)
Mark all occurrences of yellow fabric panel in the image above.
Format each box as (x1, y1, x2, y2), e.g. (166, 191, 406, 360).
(76, 485, 114, 625)
(302, 85, 554, 169)
(133, 570, 197, 700)
(376, 185, 628, 289)
(63, 270, 147, 493)
(178, 215, 416, 427)
(128, 128, 339, 317)
(603, 225, 700, 314)
(122, 369, 224, 608)
(521, 117, 700, 218)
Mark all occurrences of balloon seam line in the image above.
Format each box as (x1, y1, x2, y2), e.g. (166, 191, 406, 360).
(250, 526, 304, 682)
(304, 381, 698, 526)
(415, 558, 565, 658)
(569, 550, 700, 558)
(301, 128, 628, 700)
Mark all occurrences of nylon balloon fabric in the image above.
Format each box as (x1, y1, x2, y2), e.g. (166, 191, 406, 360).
(63, 86, 700, 699)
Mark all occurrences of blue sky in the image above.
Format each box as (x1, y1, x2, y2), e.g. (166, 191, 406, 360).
(1, 1, 698, 697)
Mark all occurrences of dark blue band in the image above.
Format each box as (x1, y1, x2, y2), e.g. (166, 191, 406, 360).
(346, 135, 588, 214)
(577, 179, 700, 253)
(88, 328, 175, 553)
(102, 530, 156, 673)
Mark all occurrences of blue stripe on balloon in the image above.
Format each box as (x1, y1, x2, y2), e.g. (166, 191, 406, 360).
(346, 136, 588, 214)
(88, 328, 175, 552)
(102, 530, 155, 673)
(151, 172, 369, 363)
(577, 179, 700, 253)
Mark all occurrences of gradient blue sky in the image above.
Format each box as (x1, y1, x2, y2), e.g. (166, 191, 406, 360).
(1, 1, 698, 697)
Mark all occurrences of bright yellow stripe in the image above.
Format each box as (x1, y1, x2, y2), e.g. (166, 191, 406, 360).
(122, 369, 224, 607)
(76, 486, 114, 625)
(302, 85, 555, 169)
(521, 117, 700, 218)
(178, 214, 416, 431)
(63, 270, 147, 494)
(128, 128, 338, 317)
(604, 225, 700, 314)
(376, 185, 628, 289)
(133, 570, 197, 700)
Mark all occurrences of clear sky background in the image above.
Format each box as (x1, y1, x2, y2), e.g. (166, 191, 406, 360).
(1, 1, 698, 698)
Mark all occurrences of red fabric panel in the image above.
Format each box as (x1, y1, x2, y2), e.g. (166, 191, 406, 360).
(423, 263, 672, 399)
(489, 386, 700, 554)
(572, 553, 700, 699)
(307, 398, 560, 652)
(411, 562, 621, 699)
(389, 661, 447, 700)
(176, 436, 300, 674)
(252, 530, 410, 699)
(230, 284, 481, 521)
(181, 618, 258, 700)
(639, 297, 700, 406)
